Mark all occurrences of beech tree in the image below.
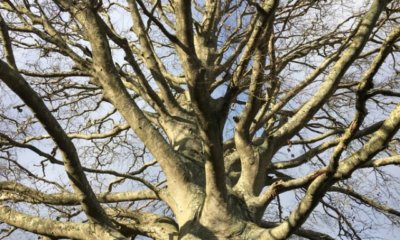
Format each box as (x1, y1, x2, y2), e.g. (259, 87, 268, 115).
(1, 0, 400, 239)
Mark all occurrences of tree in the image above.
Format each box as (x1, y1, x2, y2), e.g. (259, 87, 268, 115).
(0, 0, 400, 239)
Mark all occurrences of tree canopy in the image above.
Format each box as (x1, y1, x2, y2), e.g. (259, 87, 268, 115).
(0, 0, 400, 239)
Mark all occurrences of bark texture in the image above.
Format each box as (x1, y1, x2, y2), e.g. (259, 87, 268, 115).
(0, 0, 400, 239)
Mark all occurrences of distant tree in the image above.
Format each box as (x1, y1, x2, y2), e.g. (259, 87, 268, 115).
(0, 0, 400, 239)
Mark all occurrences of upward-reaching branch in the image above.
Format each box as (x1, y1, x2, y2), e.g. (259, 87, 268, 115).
(0, 61, 114, 227)
(127, 0, 185, 116)
(267, 101, 400, 239)
(173, 0, 230, 209)
(0, 14, 16, 68)
(65, 2, 195, 222)
(272, 0, 391, 148)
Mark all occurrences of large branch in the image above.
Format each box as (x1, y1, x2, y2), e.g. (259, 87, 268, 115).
(253, 10, 400, 235)
(0, 205, 125, 240)
(0, 181, 160, 205)
(271, 0, 390, 148)
(94, 16, 176, 115)
(173, 0, 197, 58)
(259, 221, 335, 240)
(327, 24, 400, 175)
(233, 32, 273, 198)
(364, 155, 400, 167)
(335, 105, 400, 178)
(0, 204, 176, 240)
(0, 61, 112, 227)
(260, 102, 400, 239)
(61, 3, 196, 223)
(106, 208, 178, 240)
